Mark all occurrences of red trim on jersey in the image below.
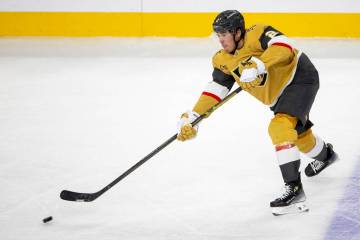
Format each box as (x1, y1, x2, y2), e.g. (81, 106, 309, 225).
(272, 42, 293, 51)
(275, 143, 295, 152)
(202, 92, 221, 102)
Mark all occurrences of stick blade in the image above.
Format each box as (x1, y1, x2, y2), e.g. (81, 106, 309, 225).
(60, 190, 96, 202)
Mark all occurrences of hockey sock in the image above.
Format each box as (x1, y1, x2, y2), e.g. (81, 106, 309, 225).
(275, 143, 301, 183)
(305, 135, 327, 161)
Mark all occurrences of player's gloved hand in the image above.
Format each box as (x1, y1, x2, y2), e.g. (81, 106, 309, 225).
(239, 56, 266, 90)
(177, 111, 200, 141)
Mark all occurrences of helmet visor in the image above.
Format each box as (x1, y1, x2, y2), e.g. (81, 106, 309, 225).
(213, 25, 230, 33)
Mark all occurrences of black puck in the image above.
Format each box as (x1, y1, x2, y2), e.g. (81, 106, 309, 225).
(42, 216, 53, 223)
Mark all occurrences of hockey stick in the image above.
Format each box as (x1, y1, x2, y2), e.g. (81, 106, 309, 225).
(60, 86, 242, 202)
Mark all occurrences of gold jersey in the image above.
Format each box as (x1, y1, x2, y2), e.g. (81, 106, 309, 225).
(212, 23, 300, 106)
(192, 24, 302, 116)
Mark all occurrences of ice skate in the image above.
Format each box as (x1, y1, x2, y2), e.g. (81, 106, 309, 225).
(270, 181, 309, 216)
(305, 143, 338, 177)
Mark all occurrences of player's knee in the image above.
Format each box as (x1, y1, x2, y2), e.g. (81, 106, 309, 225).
(295, 129, 316, 153)
(268, 113, 298, 145)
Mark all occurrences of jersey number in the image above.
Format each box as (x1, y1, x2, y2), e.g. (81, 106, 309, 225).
(265, 31, 279, 39)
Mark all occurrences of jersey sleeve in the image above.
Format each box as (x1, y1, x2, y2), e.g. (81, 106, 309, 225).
(212, 68, 235, 91)
(192, 58, 235, 116)
(258, 26, 296, 69)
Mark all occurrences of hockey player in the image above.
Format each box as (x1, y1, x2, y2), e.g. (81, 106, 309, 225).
(176, 10, 338, 215)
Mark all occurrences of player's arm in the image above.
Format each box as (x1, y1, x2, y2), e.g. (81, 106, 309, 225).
(177, 67, 235, 141)
(193, 68, 235, 115)
(238, 25, 295, 90)
(259, 26, 295, 68)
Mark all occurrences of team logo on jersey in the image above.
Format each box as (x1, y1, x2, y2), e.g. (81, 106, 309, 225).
(231, 67, 241, 78)
(230, 57, 252, 79)
(240, 57, 253, 67)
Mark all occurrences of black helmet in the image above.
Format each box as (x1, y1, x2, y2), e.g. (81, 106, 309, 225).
(212, 10, 245, 35)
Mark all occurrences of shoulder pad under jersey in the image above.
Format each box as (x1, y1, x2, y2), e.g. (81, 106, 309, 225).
(212, 50, 231, 74)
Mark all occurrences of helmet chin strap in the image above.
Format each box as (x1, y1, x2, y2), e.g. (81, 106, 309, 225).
(230, 33, 240, 54)
(230, 28, 242, 54)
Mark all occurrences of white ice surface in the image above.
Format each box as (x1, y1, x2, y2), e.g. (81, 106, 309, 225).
(0, 37, 359, 240)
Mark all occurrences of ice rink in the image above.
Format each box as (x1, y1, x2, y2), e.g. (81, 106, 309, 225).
(0, 36, 359, 240)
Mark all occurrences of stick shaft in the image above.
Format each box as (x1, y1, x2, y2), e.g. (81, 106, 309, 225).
(60, 87, 242, 201)
(97, 87, 242, 196)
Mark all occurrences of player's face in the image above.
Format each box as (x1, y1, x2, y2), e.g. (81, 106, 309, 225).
(216, 31, 236, 53)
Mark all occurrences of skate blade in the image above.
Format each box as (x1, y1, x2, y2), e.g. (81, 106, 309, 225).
(271, 202, 309, 216)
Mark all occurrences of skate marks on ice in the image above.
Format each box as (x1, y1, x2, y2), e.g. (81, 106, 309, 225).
(325, 155, 360, 240)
